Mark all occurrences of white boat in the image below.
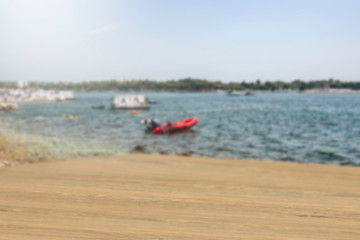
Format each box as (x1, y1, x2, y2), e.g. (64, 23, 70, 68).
(111, 95, 150, 110)
(227, 90, 243, 96)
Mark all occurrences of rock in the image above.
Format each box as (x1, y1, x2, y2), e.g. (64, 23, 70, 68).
(153, 151, 166, 155)
(133, 145, 145, 152)
(0, 103, 18, 112)
(175, 152, 190, 157)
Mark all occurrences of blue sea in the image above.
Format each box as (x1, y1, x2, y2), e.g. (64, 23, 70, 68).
(1, 92, 360, 166)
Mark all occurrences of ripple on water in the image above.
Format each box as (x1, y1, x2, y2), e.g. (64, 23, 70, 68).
(1, 92, 360, 166)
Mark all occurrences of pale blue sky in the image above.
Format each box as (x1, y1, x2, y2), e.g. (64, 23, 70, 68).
(1, 0, 359, 82)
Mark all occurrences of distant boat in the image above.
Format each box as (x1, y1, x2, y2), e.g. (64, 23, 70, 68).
(111, 95, 150, 110)
(227, 90, 243, 96)
(245, 90, 254, 96)
(59, 91, 76, 100)
(92, 105, 105, 109)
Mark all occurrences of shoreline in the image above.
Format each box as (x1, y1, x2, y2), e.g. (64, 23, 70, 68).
(1, 153, 359, 239)
(1, 126, 359, 168)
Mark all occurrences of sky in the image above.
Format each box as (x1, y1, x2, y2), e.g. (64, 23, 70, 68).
(0, 0, 359, 83)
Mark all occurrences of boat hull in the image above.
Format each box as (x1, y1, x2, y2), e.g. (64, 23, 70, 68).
(111, 103, 150, 110)
(151, 118, 198, 134)
(111, 106, 150, 110)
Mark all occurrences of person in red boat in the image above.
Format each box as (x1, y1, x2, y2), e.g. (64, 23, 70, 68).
(142, 117, 197, 134)
(142, 118, 159, 133)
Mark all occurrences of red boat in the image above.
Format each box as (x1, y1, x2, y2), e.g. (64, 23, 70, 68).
(151, 117, 198, 134)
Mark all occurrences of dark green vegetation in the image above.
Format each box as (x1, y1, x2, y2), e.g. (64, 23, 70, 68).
(1, 78, 360, 92)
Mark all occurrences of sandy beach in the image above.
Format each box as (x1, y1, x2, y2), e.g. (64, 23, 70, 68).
(0, 154, 359, 239)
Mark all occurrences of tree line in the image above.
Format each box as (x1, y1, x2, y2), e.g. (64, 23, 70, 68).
(1, 78, 360, 92)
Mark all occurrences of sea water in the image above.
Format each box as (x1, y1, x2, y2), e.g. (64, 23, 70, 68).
(1, 92, 359, 166)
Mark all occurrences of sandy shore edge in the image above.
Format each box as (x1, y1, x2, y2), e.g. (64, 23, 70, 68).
(1, 153, 359, 239)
